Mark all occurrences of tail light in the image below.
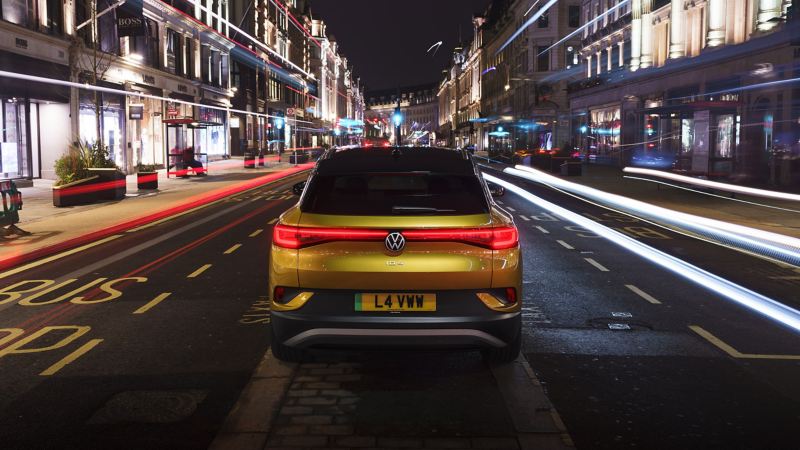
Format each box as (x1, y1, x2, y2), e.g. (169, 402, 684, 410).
(273, 224, 386, 249)
(273, 224, 519, 250)
(402, 226, 518, 250)
(505, 287, 517, 304)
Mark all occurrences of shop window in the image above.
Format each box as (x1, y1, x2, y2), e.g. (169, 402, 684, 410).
(715, 115, 734, 158)
(1, 99, 28, 178)
(681, 119, 694, 153)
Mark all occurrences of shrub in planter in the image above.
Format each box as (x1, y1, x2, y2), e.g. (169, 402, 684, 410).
(136, 163, 159, 190)
(52, 141, 124, 206)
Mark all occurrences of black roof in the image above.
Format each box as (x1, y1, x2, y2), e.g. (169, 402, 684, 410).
(316, 147, 475, 175)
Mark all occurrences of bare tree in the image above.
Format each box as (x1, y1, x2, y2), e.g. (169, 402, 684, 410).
(68, 0, 119, 151)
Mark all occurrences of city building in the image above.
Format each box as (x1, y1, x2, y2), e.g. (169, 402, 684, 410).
(479, 0, 582, 158)
(365, 84, 439, 146)
(570, 0, 799, 185)
(437, 0, 581, 156)
(0, 0, 363, 181)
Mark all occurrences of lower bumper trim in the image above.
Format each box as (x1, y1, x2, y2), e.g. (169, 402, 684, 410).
(283, 328, 507, 348)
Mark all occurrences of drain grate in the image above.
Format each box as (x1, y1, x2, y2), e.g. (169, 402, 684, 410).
(88, 390, 208, 424)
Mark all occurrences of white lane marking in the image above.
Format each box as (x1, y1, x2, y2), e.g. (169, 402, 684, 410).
(584, 258, 610, 272)
(519, 215, 530, 221)
(267, 218, 279, 225)
(506, 207, 516, 212)
(224, 244, 242, 255)
(557, 240, 574, 250)
(535, 226, 549, 234)
(625, 284, 662, 304)
(250, 229, 264, 237)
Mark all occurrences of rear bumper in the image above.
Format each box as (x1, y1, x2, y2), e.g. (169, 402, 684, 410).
(271, 289, 521, 349)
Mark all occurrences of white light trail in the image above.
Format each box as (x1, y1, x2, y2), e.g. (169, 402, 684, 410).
(0, 70, 312, 124)
(482, 173, 800, 333)
(496, 0, 558, 54)
(506, 165, 800, 266)
(536, 0, 630, 56)
(182, 0, 315, 80)
(624, 167, 800, 202)
(427, 41, 443, 54)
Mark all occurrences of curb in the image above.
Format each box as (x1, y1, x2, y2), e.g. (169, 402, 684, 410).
(0, 165, 313, 277)
(490, 354, 575, 449)
(209, 350, 297, 450)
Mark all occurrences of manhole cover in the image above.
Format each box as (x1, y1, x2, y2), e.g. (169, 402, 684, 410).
(88, 390, 207, 424)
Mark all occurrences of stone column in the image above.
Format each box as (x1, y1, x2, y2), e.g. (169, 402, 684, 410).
(706, 0, 727, 47)
(586, 54, 592, 78)
(596, 51, 602, 75)
(631, 0, 642, 70)
(640, 0, 654, 68)
(757, 0, 783, 31)
(669, 0, 686, 58)
(618, 41, 625, 67)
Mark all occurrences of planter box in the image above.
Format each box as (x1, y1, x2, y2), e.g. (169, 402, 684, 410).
(52, 175, 100, 207)
(87, 168, 126, 200)
(137, 172, 158, 190)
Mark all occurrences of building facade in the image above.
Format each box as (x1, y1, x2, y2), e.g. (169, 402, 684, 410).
(0, 0, 363, 181)
(366, 84, 439, 146)
(571, 0, 799, 185)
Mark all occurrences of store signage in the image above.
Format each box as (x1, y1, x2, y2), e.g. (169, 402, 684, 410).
(167, 103, 178, 117)
(15, 38, 27, 50)
(177, 84, 188, 93)
(117, 3, 145, 37)
(142, 74, 155, 85)
(129, 104, 144, 120)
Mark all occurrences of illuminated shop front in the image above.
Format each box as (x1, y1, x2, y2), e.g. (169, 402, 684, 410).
(78, 89, 127, 171)
(587, 105, 621, 164)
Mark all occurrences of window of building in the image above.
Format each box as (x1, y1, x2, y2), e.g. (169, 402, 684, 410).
(536, 47, 549, 72)
(185, 36, 194, 78)
(129, 17, 159, 68)
(1, 0, 31, 27)
(166, 29, 183, 75)
(201, 44, 211, 83)
(568, 5, 580, 28)
(537, 11, 549, 28)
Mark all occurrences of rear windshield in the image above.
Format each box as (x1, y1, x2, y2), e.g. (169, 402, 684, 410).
(301, 172, 489, 216)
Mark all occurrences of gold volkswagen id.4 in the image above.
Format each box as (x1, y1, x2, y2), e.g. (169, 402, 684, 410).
(269, 147, 522, 362)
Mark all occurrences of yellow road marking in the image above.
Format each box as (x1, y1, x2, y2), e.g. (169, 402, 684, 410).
(187, 264, 212, 278)
(267, 218, 279, 225)
(224, 244, 242, 254)
(689, 325, 800, 360)
(0, 235, 122, 280)
(133, 292, 172, 315)
(249, 229, 263, 237)
(40, 339, 103, 376)
(625, 284, 661, 305)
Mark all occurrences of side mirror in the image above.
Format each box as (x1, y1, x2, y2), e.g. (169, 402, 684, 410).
(488, 182, 505, 197)
(292, 181, 306, 196)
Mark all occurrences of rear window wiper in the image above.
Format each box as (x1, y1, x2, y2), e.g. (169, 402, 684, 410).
(391, 206, 457, 215)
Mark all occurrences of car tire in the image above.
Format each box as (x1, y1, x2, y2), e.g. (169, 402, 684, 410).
(270, 326, 306, 362)
(481, 328, 521, 364)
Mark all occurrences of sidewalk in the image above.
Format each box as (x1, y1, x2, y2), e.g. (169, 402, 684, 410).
(476, 152, 800, 239)
(0, 157, 308, 267)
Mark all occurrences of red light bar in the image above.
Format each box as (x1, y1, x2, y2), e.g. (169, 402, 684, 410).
(273, 225, 519, 250)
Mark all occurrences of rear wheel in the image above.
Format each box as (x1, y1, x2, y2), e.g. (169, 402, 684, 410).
(270, 326, 306, 362)
(481, 328, 521, 364)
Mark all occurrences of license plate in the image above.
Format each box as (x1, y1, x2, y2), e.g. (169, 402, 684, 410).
(355, 293, 436, 312)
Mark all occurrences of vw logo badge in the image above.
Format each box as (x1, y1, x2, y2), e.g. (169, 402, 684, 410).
(385, 232, 406, 252)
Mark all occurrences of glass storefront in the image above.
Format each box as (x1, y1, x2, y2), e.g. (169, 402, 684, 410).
(130, 97, 165, 167)
(1, 98, 27, 179)
(196, 106, 227, 158)
(79, 90, 126, 170)
(588, 106, 621, 162)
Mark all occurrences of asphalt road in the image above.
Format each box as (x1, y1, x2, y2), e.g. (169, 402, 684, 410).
(482, 165, 800, 450)
(0, 166, 799, 449)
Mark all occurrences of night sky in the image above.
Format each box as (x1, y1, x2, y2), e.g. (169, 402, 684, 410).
(309, 0, 493, 92)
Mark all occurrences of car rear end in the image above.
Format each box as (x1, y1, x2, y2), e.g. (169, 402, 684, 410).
(268, 148, 522, 362)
